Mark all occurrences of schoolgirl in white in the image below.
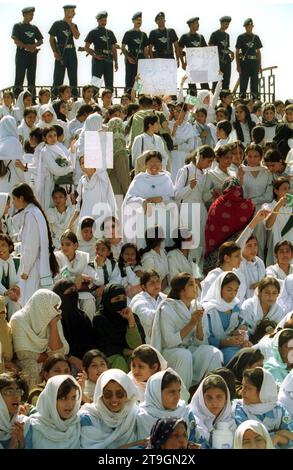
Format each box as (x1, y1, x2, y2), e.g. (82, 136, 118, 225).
(26, 375, 81, 449)
(174, 145, 215, 271)
(266, 240, 293, 286)
(79, 369, 139, 449)
(54, 230, 96, 322)
(151, 273, 222, 389)
(136, 369, 193, 440)
(0, 116, 25, 194)
(12, 183, 58, 305)
(36, 126, 73, 211)
(233, 420, 275, 449)
(130, 270, 166, 344)
(189, 374, 236, 448)
(240, 277, 284, 336)
(128, 345, 167, 403)
(46, 187, 75, 250)
(9, 289, 69, 389)
(278, 369, 293, 416)
(234, 367, 293, 448)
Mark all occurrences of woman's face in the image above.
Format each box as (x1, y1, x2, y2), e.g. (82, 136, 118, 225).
(61, 238, 77, 258)
(56, 387, 78, 420)
(280, 339, 293, 368)
(221, 280, 239, 303)
(45, 130, 57, 145)
(102, 380, 127, 413)
(143, 277, 160, 299)
(95, 242, 110, 258)
(3, 94, 13, 107)
(242, 429, 267, 449)
(276, 244, 293, 265)
(40, 92, 50, 104)
(225, 249, 241, 269)
(122, 247, 137, 265)
(274, 182, 290, 200)
(241, 377, 260, 404)
(242, 239, 258, 261)
(0, 240, 10, 260)
(42, 111, 53, 123)
(87, 357, 108, 383)
(131, 357, 158, 383)
(218, 153, 232, 170)
(146, 157, 162, 175)
(246, 150, 262, 167)
(235, 108, 246, 122)
(263, 109, 275, 122)
(0, 383, 24, 417)
(25, 112, 36, 128)
(23, 95, 33, 108)
(203, 386, 227, 417)
(12, 195, 25, 210)
(43, 361, 71, 382)
(160, 423, 188, 449)
(60, 103, 68, 116)
(161, 380, 181, 411)
(199, 156, 214, 170)
(259, 285, 279, 308)
(181, 277, 197, 301)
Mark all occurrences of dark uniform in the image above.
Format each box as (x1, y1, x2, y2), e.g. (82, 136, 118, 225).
(49, 5, 79, 100)
(149, 12, 178, 59)
(209, 16, 233, 91)
(179, 17, 209, 96)
(236, 18, 263, 99)
(84, 11, 117, 91)
(11, 7, 43, 99)
(122, 12, 149, 93)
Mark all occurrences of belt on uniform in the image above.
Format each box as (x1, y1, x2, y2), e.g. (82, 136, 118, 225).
(245, 55, 257, 60)
(96, 49, 111, 55)
(60, 44, 75, 49)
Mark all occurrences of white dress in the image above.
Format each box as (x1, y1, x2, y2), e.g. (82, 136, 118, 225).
(130, 291, 166, 343)
(169, 120, 194, 182)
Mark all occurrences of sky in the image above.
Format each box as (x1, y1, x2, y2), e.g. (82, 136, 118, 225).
(0, 0, 292, 100)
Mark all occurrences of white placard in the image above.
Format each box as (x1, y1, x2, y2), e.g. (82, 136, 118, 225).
(137, 59, 177, 95)
(186, 46, 220, 83)
(84, 131, 113, 169)
(91, 75, 103, 88)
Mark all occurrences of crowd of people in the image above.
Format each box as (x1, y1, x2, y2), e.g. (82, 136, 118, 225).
(1, 4, 293, 452)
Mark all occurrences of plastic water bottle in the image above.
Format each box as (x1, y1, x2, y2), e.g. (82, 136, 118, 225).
(212, 422, 234, 449)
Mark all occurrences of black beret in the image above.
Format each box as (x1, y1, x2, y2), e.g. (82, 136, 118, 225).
(22, 6, 35, 13)
(186, 17, 199, 25)
(63, 4, 76, 9)
(243, 18, 254, 27)
(132, 12, 142, 21)
(220, 16, 231, 23)
(155, 12, 165, 22)
(96, 11, 108, 20)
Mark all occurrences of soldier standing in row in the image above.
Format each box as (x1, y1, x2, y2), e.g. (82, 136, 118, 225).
(121, 12, 149, 93)
(148, 12, 180, 65)
(209, 16, 234, 91)
(236, 18, 263, 99)
(178, 17, 209, 96)
(84, 11, 118, 92)
(49, 4, 80, 100)
(11, 6, 43, 100)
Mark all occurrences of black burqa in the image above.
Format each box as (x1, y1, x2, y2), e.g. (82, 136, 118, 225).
(53, 280, 95, 358)
(93, 283, 144, 357)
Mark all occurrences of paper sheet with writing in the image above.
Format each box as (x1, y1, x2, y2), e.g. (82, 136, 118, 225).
(186, 46, 220, 83)
(84, 131, 113, 169)
(138, 58, 177, 95)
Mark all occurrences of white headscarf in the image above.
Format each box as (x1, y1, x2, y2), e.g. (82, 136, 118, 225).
(189, 374, 234, 440)
(10, 289, 69, 354)
(0, 116, 23, 161)
(128, 346, 168, 403)
(80, 369, 138, 449)
(76, 113, 103, 156)
(242, 367, 278, 416)
(137, 368, 190, 439)
(15, 91, 31, 117)
(28, 375, 81, 449)
(37, 105, 58, 128)
(233, 419, 275, 449)
(202, 271, 241, 339)
(278, 274, 293, 315)
(278, 369, 293, 415)
(0, 192, 9, 219)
